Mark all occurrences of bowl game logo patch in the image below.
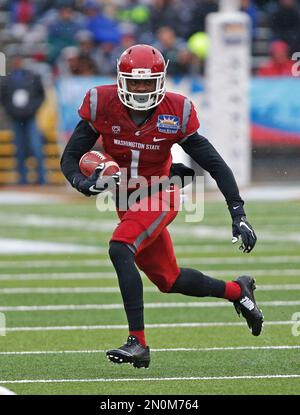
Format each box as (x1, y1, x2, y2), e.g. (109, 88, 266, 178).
(157, 115, 180, 134)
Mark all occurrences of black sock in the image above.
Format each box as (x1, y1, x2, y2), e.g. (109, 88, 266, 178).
(170, 267, 226, 298)
(109, 241, 144, 330)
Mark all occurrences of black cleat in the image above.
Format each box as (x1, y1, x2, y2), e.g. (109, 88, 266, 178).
(233, 275, 264, 336)
(106, 335, 150, 368)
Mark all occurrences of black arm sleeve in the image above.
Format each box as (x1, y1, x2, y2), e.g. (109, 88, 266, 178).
(60, 120, 99, 186)
(180, 132, 246, 219)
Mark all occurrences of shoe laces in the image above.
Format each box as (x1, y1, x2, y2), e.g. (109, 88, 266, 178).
(126, 335, 138, 346)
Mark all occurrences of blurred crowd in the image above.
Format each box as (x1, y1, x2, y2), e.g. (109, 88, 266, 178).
(0, 0, 299, 81)
(0, 0, 299, 185)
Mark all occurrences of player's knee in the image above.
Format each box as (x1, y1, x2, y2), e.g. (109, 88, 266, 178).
(143, 270, 175, 293)
(109, 241, 134, 263)
(158, 284, 172, 293)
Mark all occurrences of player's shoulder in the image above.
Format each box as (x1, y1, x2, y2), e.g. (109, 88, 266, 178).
(165, 91, 187, 100)
(95, 84, 117, 92)
(82, 84, 118, 110)
(161, 91, 199, 135)
(163, 91, 194, 110)
(165, 91, 190, 103)
(88, 84, 118, 96)
(160, 91, 194, 115)
(79, 84, 118, 121)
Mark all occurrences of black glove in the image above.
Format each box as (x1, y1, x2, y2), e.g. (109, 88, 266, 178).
(232, 215, 257, 253)
(72, 165, 120, 197)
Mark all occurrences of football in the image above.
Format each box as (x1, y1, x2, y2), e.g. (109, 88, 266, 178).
(79, 150, 120, 178)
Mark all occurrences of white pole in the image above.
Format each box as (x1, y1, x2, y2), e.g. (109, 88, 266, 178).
(219, 0, 240, 12)
(205, 5, 251, 187)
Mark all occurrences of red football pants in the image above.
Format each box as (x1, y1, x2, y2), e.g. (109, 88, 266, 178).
(110, 187, 181, 292)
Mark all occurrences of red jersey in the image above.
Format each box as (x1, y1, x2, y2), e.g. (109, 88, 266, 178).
(78, 85, 199, 184)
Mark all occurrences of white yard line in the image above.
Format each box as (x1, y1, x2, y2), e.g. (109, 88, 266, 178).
(0, 238, 99, 254)
(0, 300, 299, 312)
(1, 256, 300, 268)
(0, 345, 299, 356)
(184, 257, 300, 265)
(1, 213, 300, 243)
(175, 245, 297, 253)
(0, 214, 117, 232)
(0, 192, 63, 205)
(257, 284, 300, 290)
(0, 259, 113, 267)
(0, 273, 116, 281)
(0, 269, 299, 281)
(1, 284, 300, 294)
(1, 374, 300, 384)
(0, 244, 294, 257)
(5, 321, 293, 332)
(0, 287, 158, 294)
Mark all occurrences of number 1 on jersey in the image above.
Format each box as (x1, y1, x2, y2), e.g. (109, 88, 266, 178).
(130, 149, 140, 178)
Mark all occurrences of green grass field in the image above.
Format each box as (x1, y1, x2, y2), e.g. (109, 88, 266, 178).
(0, 197, 300, 395)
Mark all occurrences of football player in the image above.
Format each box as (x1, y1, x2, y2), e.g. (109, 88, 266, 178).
(61, 44, 263, 369)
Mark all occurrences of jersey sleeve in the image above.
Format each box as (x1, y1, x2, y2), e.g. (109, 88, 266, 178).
(78, 88, 99, 129)
(178, 98, 200, 142)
